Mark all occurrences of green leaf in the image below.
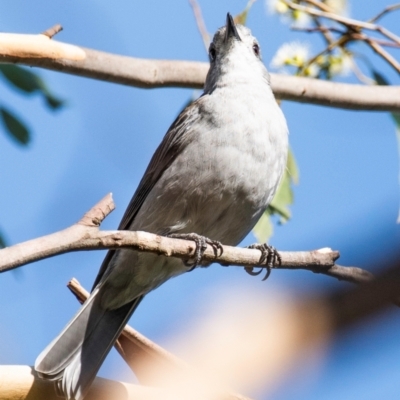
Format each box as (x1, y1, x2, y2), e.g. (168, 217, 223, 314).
(0, 107, 30, 145)
(253, 209, 273, 243)
(269, 172, 292, 223)
(371, 69, 389, 86)
(287, 147, 299, 184)
(234, 0, 257, 25)
(0, 64, 65, 110)
(0, 64, 40, 93)
(253, 147, 299, 242)
(43, 92, 64, 110)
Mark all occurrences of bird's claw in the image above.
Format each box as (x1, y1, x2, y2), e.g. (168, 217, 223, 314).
(168, 233, 223, 271)
(245, 243, 281, 281)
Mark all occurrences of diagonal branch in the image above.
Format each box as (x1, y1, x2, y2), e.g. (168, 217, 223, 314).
(0, 194, 374, 285)
(188, 0, 211, 50)
(0, 31, 400, 111)
(365, 38, 400, 73)
(369, 3, 400, 23)
(67, 279, 251, 400)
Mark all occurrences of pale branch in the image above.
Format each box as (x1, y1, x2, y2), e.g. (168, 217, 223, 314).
(189, 0, 211, 50)
(0, 365, 173, 400)
(302, 0, 333, 13)
(0, 194, 374, 285)
(365, 38, 400, 73)
(67, 279, 250, 400)
(0, 32, 399, 111)
(294, 26, 400, 48)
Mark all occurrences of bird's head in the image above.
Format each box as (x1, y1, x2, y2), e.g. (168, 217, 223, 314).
(204, 13, 269, 92)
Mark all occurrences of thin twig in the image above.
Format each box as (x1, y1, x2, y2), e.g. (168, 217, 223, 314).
(188, 0, 210, 51)
(312, 17, 336, 45)
(283, 0, 400, 45)
(358, 36, 400, 48)
(292, 25, 339, 35)
(349, 58, 376, 85)
(294, 25, 400, 48)
(365, 39, 400, 73)
(375, 25, 400, 47)
(41, 24, 63, 39)
(299, 35, 347, 75)
(369, 2, 400, 23)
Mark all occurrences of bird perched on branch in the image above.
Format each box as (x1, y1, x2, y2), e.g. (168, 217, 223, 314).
(35, 13, 288, 400)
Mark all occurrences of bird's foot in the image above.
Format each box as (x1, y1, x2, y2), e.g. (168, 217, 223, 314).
(245, 243, 281, 281)
(168, 233, 223, 271)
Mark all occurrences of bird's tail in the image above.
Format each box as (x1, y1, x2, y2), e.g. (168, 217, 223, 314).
(35, 287, 143, 400)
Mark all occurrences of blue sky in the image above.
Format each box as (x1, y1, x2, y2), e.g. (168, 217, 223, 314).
(1, 0, 400, 398)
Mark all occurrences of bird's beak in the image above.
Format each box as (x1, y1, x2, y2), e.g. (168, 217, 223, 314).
(225, 13, 241, 42)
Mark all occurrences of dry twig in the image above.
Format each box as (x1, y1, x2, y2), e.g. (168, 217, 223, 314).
(369, 2, 400, 23)
(283, 1, 400, 77)
(41, 24, 63, 39)
(188, 0, 210, 50)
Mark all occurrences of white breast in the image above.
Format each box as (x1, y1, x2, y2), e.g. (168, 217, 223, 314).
(133, 83, 288, 246)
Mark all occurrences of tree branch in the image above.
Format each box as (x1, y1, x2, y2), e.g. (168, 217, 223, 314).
(189, 0, 210, 50)
(369, 3, 400, 23)
(0, 365, 167, 400)
(67, 279, 250, 400)
(283, 0, 400, 45)
(0, 194, 374, 285)
(0, 32, 399, 111)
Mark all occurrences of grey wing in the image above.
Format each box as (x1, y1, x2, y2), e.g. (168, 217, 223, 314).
(91, 98, 203, 289)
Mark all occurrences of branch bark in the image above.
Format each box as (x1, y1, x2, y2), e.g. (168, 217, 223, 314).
(0, 194, 374, 285)
(0, 32, 399, 111)
(68, 279, 250, 400)
(0, 365, 165, 400)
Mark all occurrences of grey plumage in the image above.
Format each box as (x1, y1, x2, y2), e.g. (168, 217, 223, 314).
(35, 14, 288, 400)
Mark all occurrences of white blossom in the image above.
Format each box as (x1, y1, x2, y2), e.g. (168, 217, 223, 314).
(329, 52, 353, 77)
(266, 0, 289, 15)
(291, 9, 312, 28)
(266, 0, 312, 27)
(304, 63, 320, 77)
(270, 41, 310, 69)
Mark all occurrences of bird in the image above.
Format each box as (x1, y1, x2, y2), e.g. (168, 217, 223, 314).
(35, 13, 288, 400)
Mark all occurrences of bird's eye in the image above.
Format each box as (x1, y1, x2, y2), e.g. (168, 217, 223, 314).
(209, 44, 216, 62)
(253, 43, 260, 57)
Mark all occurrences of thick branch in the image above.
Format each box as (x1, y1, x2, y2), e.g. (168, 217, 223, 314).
(0, 194, 373, 285)
(0, 32, 399, 111)
(0, 365, 164, 400)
